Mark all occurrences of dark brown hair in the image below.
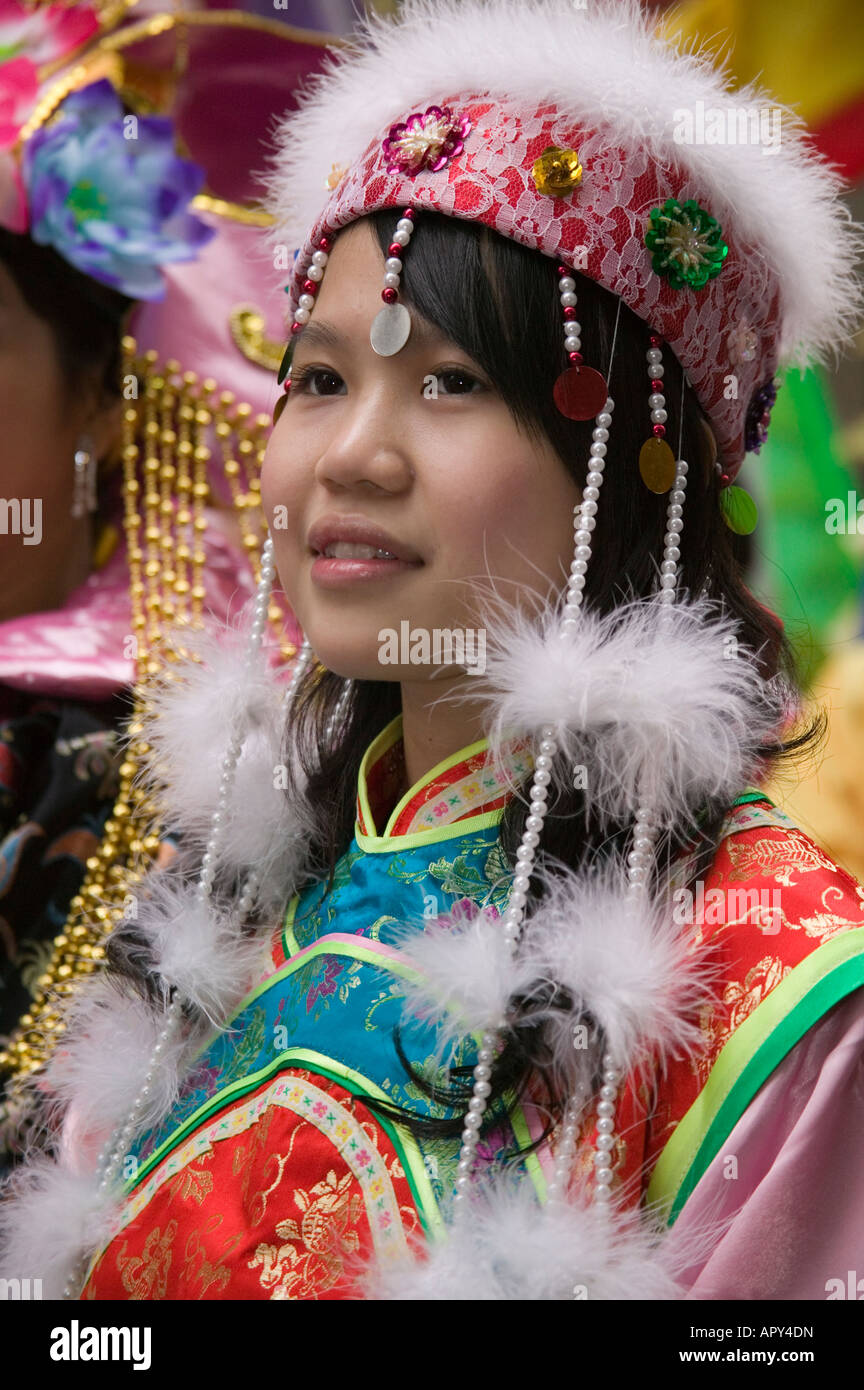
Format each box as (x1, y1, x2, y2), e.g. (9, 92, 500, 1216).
(0, 227, 133, 404)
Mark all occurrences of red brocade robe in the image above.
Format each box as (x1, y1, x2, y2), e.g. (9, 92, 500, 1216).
(80, 716, 864, 1300)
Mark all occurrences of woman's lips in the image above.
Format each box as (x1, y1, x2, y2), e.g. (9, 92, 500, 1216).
(309, 552, 423, 587)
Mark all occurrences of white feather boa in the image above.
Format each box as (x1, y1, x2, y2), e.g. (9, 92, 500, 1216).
(395, 853, 720, 1089)
(131, 622, 314, 914)
(0, 591, 761, 1299)
(455, 589, 787, 826)
(0, 627, 318, 1298)
(359, 1175, 724, 1301)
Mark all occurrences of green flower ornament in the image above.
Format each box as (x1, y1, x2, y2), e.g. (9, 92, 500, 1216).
(644, 197, 728, 291)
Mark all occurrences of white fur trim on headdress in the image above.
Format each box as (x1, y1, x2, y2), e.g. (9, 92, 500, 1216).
(260, 0, 862, 366)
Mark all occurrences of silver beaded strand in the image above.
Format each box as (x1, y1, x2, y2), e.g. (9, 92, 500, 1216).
(325, 676, 355, 745)
(555, 393, 690, 1216)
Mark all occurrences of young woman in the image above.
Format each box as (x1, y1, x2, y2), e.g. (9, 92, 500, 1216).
(2, 0, 863, 1301)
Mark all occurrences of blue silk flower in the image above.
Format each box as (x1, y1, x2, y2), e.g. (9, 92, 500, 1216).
(22, 79, 215, 299)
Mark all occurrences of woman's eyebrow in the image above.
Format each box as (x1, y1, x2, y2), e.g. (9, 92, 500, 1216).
(294, 317, 451, 353)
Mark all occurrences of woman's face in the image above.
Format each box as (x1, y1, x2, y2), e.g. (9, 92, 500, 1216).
(261, 218, 581, 683)
(0, 258, 121, 623)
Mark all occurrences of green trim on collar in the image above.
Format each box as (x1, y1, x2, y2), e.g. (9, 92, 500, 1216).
(646, 929, 864, 1224)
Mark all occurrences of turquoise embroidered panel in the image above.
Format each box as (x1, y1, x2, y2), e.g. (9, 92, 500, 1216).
(126, 820, 530, 1214)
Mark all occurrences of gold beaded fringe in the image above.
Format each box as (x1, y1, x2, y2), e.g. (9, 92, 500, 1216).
(0, 334, 296, 1101)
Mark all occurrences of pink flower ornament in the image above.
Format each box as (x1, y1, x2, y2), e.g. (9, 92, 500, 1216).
(381, 104, 471, 176)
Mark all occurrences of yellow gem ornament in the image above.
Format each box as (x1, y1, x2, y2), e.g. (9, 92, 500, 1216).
(531, 145, 583, 196)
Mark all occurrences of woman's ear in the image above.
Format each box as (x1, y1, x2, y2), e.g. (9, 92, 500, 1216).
(698, 414, 719, 475)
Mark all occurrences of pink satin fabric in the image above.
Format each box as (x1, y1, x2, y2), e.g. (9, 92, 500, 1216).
(127, 210, 286, 457)
(670, 984, 864, 1300)
(0, 524, 259, 701)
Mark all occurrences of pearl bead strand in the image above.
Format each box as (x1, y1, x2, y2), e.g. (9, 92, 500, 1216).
(452, 391, 617, 1211)
(646, 333, 668, 439)
(380, 211, 415, 304)
(551, 451, 691, 1216)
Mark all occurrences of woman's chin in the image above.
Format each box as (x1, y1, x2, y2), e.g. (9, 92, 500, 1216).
(303, 644, 403, 684)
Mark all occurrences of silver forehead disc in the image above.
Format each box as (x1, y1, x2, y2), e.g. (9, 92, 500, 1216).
(370, 302, 411, 356)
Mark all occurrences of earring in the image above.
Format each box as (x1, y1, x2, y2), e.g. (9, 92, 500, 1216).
(71, 436, 97, 518)
(638, 332, 676, 493)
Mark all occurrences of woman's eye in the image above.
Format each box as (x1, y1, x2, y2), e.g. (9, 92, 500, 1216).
(291, 367, 344, 396)
(434, 369, 483, 395)
(289, 365, 484, 397)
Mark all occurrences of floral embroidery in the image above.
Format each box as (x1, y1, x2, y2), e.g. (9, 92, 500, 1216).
(427, 895, 501, 931)
(249, 1170, 362, 1299)
(305, 957, 343, 1012)
(789, 885, 861, 943)
(182, 1218, 239, 1297)
(103, 1072, 410, 1268)
(379, 1042, 475, 1129)
(726, 832, 835, 886)
(426, 840, 514, 912)
(114, 1220, 178, 1300)
(691, 956, 791, 1086)
(165, 1156, 214, 1207)
(303, 954, 362, 1017)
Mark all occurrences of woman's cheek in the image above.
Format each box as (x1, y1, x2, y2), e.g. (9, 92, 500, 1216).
(260, 446, 302, 537)
(258, 450, 281, 526)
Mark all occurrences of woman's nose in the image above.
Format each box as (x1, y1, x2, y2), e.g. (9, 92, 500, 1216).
(315, 395, 414, 494)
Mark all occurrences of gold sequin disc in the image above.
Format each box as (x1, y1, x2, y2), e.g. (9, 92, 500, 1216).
(638, 436, 676, 493)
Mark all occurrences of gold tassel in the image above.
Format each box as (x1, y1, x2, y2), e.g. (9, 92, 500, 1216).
(0, 335, 296, 1098)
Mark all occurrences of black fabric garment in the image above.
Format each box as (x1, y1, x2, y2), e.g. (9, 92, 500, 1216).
(0, 685, 128, 1164)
